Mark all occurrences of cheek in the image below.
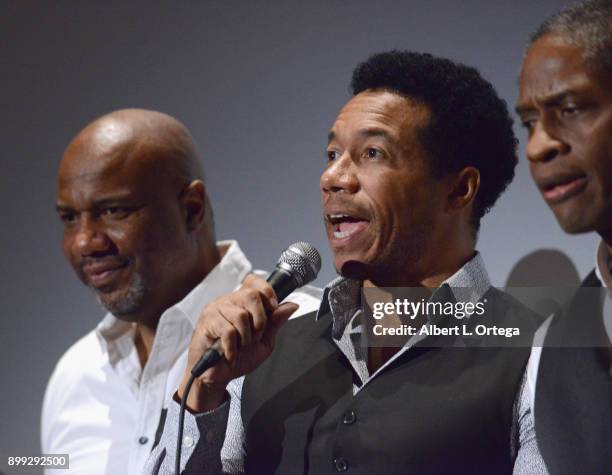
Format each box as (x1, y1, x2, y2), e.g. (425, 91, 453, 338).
(62, 234, 86, 279)
(109, 213, 165, 251)
(395, 180, 436, 214)
(62, 234, 72, 257)
(104, 227, 133, 253)
(120, 221, 185, 266)
(593, 157, 612, 200)
(529, 162, 538, 180)
(62, 232, 77, 262)
(580, 140, 612, 188)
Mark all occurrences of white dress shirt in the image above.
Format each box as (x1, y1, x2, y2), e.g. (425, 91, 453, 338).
(41, 240, 322, 475)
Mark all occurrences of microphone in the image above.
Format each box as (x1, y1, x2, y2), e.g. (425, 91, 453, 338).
(191, 242, 321, 377)
(176, 243, 321, 475)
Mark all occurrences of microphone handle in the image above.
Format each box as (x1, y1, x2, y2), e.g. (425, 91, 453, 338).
(266, 267, 300, 302)
(191, 267, 300, 377)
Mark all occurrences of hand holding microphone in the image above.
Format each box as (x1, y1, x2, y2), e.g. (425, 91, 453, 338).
(178, 242, 321, 413)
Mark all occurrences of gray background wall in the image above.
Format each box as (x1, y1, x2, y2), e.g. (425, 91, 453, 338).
(1, 0, 599, 472)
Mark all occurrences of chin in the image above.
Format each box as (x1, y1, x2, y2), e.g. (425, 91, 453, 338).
(93, 273, 147, 317)
(556, 214, 597, 235)
(96, 294, 140, 317)
(337, 259, 372, 280)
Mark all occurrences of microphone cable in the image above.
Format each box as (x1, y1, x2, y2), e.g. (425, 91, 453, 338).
(173, 242, 320, 475)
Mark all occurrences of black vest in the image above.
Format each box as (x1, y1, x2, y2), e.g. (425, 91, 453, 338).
(242, 288, 539, 474)
(536, 270, 612, 474)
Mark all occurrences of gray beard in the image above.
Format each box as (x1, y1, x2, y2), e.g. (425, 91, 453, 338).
(93, 272, 147, 317)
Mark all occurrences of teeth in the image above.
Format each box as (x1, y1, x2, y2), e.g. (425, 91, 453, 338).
(334, 230, 351, 238)
(329, 214, 351, 220)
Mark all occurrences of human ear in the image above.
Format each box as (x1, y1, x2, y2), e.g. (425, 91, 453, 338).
(447, 167, 480, 211)
(179, 180, 206, 232)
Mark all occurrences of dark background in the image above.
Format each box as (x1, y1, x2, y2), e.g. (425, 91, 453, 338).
(1, 1, 597, 472)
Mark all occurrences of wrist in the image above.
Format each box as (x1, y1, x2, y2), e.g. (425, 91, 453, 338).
(178, 374, 227, 413)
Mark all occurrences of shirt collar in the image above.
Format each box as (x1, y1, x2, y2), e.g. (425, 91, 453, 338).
(595, 240, 612, 289)
(316, 251, 491, 336)
(174, 240, 252, 328)
(95, 240, 252, 348)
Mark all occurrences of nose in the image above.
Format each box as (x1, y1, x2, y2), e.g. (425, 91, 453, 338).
(71, 215, 111, 256)
(526, 122, 569, 163)
(320, 152, 359, 194)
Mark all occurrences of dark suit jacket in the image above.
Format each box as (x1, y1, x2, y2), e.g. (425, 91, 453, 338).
(535, 270, 612, 474)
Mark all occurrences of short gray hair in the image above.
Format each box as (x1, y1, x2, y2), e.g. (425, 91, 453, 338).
(530, 0, 612, 74)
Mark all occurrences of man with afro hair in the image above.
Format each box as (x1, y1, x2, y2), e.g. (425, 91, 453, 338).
(146, 51, 543, 474)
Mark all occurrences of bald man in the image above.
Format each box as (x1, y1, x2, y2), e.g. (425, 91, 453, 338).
(41, 109, 321, 475)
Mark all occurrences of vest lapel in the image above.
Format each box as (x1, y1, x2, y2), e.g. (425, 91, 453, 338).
(536, 271, 612, 474)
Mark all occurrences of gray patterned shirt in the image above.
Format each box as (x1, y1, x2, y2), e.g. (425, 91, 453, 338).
(143, 253, 548, 474)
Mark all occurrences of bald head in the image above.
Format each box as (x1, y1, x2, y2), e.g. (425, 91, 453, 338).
(61, 108, 204, 186)
(56, 109, 220, 326)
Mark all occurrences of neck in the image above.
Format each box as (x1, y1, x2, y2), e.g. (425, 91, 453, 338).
(132, 243, 223, 366)
(364, 245, 475, 374)
(134, 322, 156, 367)
(364, 247, 476, 289)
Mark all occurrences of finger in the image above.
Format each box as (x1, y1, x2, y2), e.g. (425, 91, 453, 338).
(189, 308, 223, 358)
(266, 302, 298, 338)
(242, 274, 278, 309)
(212, 309, 240, 364)
(238, 289, 269, 333)
(218, 302, 253, 347)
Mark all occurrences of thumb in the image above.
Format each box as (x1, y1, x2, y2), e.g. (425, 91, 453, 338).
(268, 302, 299, 331)
(261, 302, 298, 348)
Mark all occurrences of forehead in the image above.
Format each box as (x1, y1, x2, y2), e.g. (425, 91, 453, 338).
(518, 35, 593, 103)
(330, 90, 430, 142)
(57, 139, 158, 204)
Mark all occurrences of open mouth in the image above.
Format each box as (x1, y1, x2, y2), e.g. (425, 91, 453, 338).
(327, 213, 369, 240)
(540, 175, 588, 204)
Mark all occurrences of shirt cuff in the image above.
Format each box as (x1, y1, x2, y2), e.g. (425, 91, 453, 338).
(155, 391, 232, 474)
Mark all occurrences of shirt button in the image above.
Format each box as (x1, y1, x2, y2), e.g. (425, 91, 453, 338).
(342, 410, 356, 425)
(183, 435, 194, 448)
(334, 457, 349, 472)
(138, 436, 148, 445)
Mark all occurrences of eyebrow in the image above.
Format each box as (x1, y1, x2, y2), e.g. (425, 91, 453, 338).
(55, 193, 136, 212)
(55, 203, 73, 213)
(357, 128, 393, 141)
(515, 90, 578, 115)
(327, 128, 394, 144)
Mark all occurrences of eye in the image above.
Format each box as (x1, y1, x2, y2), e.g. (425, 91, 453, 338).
(327, 150, 340, 162)
(364, 148, 383, 160)
(520, 119, 535, 133)
(59, 212, 77, 225)
(101, 207, 130, 219)
(561, 105, 580, 117)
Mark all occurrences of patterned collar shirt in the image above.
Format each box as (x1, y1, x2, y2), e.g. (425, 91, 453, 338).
(144, 252, 546, 474)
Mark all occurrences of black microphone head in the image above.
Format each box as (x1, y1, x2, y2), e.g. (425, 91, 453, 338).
(276, 242, 321, 286)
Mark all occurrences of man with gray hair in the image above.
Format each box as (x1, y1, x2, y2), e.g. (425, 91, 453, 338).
(515, 0, 612, 472)
(41, 109, 321, 475)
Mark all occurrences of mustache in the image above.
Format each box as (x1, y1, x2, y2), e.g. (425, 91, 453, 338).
(323, 198, 370, 219)
(79, 256, 131, 273)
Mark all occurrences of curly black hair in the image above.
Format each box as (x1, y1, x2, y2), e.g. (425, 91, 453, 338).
(351, 50, 517, 234)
